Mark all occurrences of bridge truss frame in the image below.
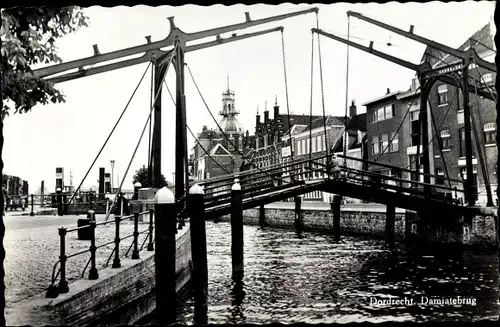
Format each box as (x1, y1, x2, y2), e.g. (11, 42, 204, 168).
(313, 11, 497, 206)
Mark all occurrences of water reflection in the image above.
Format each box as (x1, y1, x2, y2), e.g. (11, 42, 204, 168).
(143, 221, 499, 324)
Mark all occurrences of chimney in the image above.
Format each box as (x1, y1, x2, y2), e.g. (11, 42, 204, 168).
(386, 88, 391, 94)
(256, 105, 261, 126)
(273, 95, 279, 119)
(264, 101, 269, 123)
(349, 100, 357, 118)
(411, 78, 419, 91)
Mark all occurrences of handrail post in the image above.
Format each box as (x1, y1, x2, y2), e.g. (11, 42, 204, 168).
(58, 227, 69, 293)
(112, 215, 121, 268)
(132, 211, 140, 259)
(89, 221, 99, 279)
(147, 208, 154, 251)
(30, 194, 35, 216)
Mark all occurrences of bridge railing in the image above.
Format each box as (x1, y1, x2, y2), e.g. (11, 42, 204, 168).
(45, 209, 158, 298)
(204, 160, 327, 208)
(310, 159, 465, 205)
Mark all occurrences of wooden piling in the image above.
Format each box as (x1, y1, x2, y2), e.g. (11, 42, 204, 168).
(188, 184, 208, 324)
(332, 195, 341, 241)
(259, 204, 265, 228)
(386, 204, 395, 248)
(231, 179, 244, 279)
(154, 186, 177, 325)
(294, 195, 302, 232)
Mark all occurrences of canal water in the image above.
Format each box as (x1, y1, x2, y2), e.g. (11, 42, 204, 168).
(140, 221, 500, 324)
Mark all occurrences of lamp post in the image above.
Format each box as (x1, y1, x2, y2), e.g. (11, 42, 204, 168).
(110, 160, 115, 193)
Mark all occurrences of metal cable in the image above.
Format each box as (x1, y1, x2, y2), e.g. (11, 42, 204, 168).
(405, 85, 459, 170)
(68, 61, 152, 206)
(104, 49, 176, 221)
(186, 63, 294, 186)
(316, 14, 329, 157)
(473, 65, 497, 103)
(343, 15, 351, 167)
(372, 86, 421, 163)
(148, 61, 154, 178)
(308, 32, 314, 174)
(428, 98, 452, 188)
(280, 29, 294, 163)
(163, 80, 232, 175)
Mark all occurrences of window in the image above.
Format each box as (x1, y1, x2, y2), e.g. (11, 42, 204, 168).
(377, 108, 385, 121)
(436, 168, 445, 185)
(305, 138, 309, 154)
(390, 132, 399, 152)
(384, 105, 394, 119)
(302, 139, 306, 155)
(410, 111, 420, 122)
(381, 133, 389, 153)
(457, 110, 464, 125)
(484, 123, 496, 145)
(312, 136, 316, 153)
(296, 140, 301, 155)
(438, 84, 448, 105)
(372, 135, 380, 155)
(440, 130, 451, 149)
(316, 135, 322, 152)
(373, 104, 395, 122)
(459, 128, 474, 157)
(482, 73, 493, 84)
(468, 62, 477, 70)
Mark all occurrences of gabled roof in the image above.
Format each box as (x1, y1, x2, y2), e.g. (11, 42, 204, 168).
(346, 113, 367, 132)
(301, 115, 344, 134)
(361, 91, 402, 107)
(210, 143, 231, 156)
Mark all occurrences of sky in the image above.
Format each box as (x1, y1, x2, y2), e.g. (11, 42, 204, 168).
(2, 1, 495, 193)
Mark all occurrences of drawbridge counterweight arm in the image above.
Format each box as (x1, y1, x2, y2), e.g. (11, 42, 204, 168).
(312, 28, 496, 101)
(346, 11, 496, 73)
(45, 27, 284, 84)
(31, 7, 318, 81)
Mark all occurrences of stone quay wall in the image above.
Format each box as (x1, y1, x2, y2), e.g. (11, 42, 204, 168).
(218, 202, 496, 249)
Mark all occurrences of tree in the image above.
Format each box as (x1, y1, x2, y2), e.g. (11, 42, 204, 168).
(1, 7, 89, 119)
(0, 7, 89, 249)
(132, 166, 168, 188)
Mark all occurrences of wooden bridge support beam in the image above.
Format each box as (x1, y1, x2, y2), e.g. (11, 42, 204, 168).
(259, 204, 265, 228)
(331, 195, 342, 241)
(386, 205, 395, 248)
(188, 184, 208, 324)
(154, 187, 177, 325)
(231, 179, 244, 279)
(294, 195, 303, 232)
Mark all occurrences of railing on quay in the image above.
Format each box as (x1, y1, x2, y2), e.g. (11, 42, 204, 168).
(45, 209, 156, 298)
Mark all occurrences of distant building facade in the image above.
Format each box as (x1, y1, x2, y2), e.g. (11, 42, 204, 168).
(363, 21, 496, 205)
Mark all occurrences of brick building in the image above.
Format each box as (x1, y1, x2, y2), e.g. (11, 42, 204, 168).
(191, 83, 247, 181)
(364, 21, 496, 204)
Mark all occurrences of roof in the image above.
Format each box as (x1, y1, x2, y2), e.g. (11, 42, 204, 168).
(396, 88, 421, 100)
(209, 143, 231, 156)
(361, 91, 402, 107)
(302, 115, 344, 133)
(420, 22, 493, 68)
(346, 113, 367, 132)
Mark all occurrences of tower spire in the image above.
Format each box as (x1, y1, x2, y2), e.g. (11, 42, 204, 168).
(257, 105, 259, 115)
(275, 95, 277, 106)
(265, 100, 268, 111)
(227, 72, 230, 91)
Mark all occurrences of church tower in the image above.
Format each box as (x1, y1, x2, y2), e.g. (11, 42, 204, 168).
(218, 74, 244, 151)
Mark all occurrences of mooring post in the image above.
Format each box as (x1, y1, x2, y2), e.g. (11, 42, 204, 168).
(259, 204, 265, 228)
(332, 195, 341, 241)
(56, 188, 63, 216)
(188, 183, 208, 324)
(294, 195, 302, 232)
(30, 194, 35, 216)
(112, 214, 121, 268)
(58, 227, 69, 293)
(131, 211, 140, 260)
(231, 178, 244, 279)
(386, 204, 396, 248)
(88, 221, 99, 280)
(155, 186, 177, 325)
(133, 182, 142, 200)
(147, 208, 154, 251)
